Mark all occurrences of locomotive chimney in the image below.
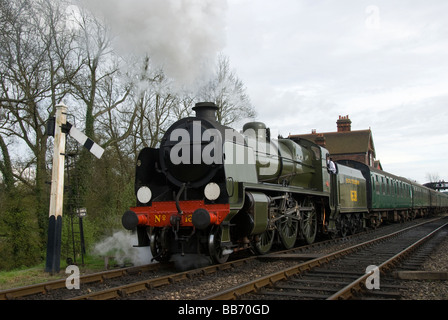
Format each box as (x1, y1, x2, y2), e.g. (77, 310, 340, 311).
(193, 102, 219, 122)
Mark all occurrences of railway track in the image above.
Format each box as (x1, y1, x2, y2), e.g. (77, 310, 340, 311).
(203, 217, 448, 300)
(0, 263, 169, 300)
(0, 218, 370, 300)
(1, 217, 445, 300)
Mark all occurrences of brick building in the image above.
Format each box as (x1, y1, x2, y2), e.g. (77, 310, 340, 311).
(289, 115, 382, 170)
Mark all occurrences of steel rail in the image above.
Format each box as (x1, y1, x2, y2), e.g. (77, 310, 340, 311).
(1, 227, 343, 300)
(326, 221, 448, 300)
(1, 218, 438, 300)
(69, 221, 399, 300)
(201, 217, 445, 300)
(69, 223, 384, 300)
(0, 263, 162, 300)
(70, 258, 252, 300)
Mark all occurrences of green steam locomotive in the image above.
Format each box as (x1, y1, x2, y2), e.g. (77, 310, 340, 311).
(122, 102, 448, 266)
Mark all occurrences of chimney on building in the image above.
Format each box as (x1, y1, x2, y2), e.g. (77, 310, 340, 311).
(337, 115, 351, 132)
(314, 133, 326, 147)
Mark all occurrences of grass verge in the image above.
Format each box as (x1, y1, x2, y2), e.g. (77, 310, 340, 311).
(0, 254, 111, 291)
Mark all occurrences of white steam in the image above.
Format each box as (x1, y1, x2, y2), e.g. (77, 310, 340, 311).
(93, 231, 153, 266)
(79, 0, 228, 85)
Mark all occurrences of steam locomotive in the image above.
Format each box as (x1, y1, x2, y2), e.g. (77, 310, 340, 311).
(122, 102, 448, 266)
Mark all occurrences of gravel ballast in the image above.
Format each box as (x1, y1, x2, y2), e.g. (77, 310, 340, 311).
(400, 235, 448, 300)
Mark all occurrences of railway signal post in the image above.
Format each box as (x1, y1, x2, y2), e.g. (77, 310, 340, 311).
(45, 104, 67, 274)
(45, 104, 104, 274)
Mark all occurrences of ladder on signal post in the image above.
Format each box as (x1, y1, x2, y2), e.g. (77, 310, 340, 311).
(64, 146, 87, 267)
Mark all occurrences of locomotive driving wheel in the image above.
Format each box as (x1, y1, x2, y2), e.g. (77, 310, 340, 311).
(277, 216, 298, 249)
(149, 227, 171, 262)
(276, 196, 299, 249)
(253, 228, 275, 255)
(300, 200, 317, 244)
(208, 225, 230, 264)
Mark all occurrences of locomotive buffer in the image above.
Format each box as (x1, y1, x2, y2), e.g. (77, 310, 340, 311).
(45, 104, 104, 274)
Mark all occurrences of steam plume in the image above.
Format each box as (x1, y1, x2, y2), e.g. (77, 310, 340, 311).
(79, 0, 228, 84)
(93, 231, 152, 266)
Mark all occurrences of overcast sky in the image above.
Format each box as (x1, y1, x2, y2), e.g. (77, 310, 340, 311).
(65, 0, 448, 184)
(220, 0, 448, 184)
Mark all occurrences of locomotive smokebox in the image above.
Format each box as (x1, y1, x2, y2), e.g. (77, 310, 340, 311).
(192, 102, 218, 122)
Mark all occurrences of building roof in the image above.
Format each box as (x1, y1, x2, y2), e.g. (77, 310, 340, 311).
(289, 129, 376, 158)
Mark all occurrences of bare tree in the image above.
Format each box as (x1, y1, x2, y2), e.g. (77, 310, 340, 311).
(130, 57, 179, 150)
(0, 133, 14, 192)
(426, 173, 440, 183)
(0, 0, 78, 235)
(62, 5, 137, 203)
(126, 53, 256, 153)
(198, 54, 256, 126)
(0, 1, 258, 250)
